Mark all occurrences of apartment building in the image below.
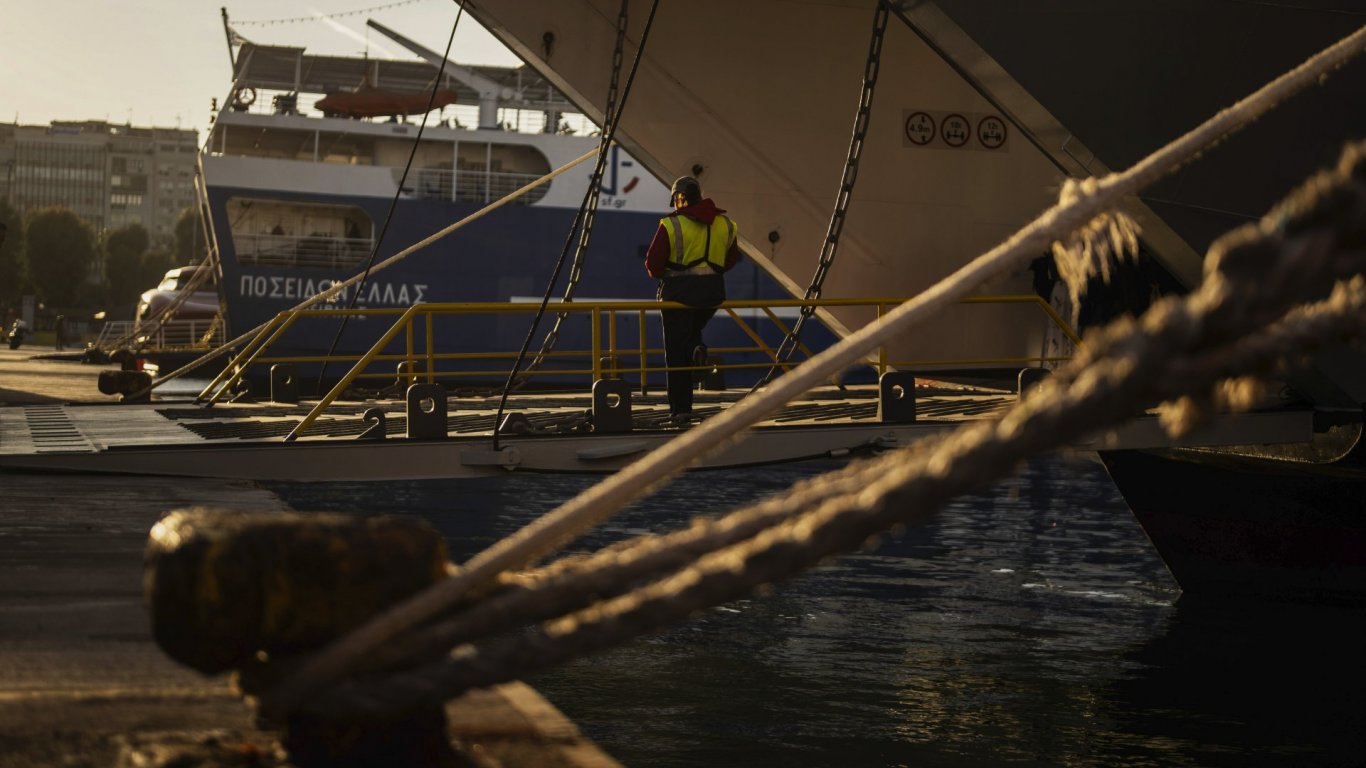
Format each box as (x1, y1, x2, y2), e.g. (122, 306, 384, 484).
(0, 120, 199, 246)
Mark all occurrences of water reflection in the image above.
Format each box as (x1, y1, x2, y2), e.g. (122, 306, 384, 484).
(266, 453, 1364, 767)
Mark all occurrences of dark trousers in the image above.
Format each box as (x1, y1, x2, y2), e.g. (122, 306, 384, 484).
(662, 305, 716, 415)
(658, 273, 724, 416)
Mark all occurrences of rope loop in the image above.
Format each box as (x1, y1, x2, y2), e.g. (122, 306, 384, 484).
(1050, 176, 1142, 326)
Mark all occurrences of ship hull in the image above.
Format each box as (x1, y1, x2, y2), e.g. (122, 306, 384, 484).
(1099, 436, 1366, 603)
(202, 174, 845, 390)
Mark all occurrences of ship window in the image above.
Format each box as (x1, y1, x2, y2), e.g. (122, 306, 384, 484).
(431, 142, 550, 205)
(226, 198, 374, 271)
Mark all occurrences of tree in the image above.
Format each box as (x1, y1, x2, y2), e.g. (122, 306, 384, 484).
(25, 207, 97, 308)
(0, 198, 25, 307)
(141, 249, 175, 291)
(173, 206, 206, 265)
(104, 222, 151, 311)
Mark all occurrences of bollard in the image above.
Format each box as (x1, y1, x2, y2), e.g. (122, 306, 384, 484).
(120, 370, 153, 402)
(270, 364, 299, 404)
(98, 369, 152, 401)
(591, 378, 633, 433)
(877, 371, 917, 423)
(406, 383, 447, 440)
(1018, 367, 1051, 400)
(144, 507, 453, 767)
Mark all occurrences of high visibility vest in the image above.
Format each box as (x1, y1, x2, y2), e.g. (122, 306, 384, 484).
(661, 213, 736, 271)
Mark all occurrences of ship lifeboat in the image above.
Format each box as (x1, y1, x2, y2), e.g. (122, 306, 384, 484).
(315, 87, 460, 118)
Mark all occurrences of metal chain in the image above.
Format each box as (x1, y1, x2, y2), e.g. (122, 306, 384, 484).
(490, 0, 659, 449)
(510, 1, 630, 389)
(757, 1, 889, 389)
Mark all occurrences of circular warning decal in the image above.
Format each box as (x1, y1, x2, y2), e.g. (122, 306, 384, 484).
(904, 112, 935, 146)
(941, 114, 970, 148)
(978, 116, 1007, 149)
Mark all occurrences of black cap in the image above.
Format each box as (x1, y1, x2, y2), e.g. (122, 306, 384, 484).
(670, 176, 702, 203)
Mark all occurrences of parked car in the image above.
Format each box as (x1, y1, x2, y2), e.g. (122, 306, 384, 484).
(135, 266, 220, 324)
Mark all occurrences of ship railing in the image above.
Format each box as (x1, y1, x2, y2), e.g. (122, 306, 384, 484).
(233, 233, 374, 270)
(95, 318, 225, 352)
(411, 168, 548, 205)
(195, 295, 1079, 440)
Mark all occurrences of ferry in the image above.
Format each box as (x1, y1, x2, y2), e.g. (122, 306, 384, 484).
(198, 19, 845, 390)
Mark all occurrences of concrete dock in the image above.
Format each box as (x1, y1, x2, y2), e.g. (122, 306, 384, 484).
(0, 348, 620, 767)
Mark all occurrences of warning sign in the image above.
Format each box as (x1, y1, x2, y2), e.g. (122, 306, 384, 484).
(977, 116, 1007, 149)
(904, 112, 935, 146)
(941, 114, 970, 147)
(902, 109, 1010, 152)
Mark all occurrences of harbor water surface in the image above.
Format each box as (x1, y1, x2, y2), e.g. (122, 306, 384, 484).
(268, 453, 1366, 767)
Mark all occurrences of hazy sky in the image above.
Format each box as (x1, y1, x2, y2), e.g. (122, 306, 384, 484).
(3, 0, 521, 139)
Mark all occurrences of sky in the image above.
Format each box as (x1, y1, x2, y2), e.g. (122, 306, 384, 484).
(3, 0, 522, 139)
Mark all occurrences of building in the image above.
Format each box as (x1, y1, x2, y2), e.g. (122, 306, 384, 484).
(0, 120, 199, 246)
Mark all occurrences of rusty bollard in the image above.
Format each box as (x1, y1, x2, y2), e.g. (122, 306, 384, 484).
(144, 507, 455, 767)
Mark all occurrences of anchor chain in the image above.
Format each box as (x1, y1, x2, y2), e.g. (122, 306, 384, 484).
(492, 0, 660, 450)
(511, 0, 631, 390)
(758, 1, 889, 389)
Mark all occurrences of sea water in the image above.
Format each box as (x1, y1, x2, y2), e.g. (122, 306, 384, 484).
(267, 453, 1366, 767)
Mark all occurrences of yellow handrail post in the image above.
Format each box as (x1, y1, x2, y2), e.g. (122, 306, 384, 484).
(877, 304, 887, 376)
(425, 311, 435, 384)
(405, 315, 415, 388)
(607, 309, 618, 379)
(638, 309, 648, 394)
(285, 305, 422, 442)
(591, 307, 602, 383)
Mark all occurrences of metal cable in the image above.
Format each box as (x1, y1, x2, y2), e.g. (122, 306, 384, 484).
(491, 0, 661, 450)
(314, 0, 466, 393)
(755, 1, 889, 391)
(512, 0, 632, 388)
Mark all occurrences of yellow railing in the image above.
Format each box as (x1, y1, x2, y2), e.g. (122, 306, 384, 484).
(194, 295, 1079, 440)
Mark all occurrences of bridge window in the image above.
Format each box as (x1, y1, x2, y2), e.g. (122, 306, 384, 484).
(227, 198, 374, 270)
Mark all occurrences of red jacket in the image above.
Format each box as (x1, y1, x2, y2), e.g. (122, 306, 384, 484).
(644, 198, 742, 279)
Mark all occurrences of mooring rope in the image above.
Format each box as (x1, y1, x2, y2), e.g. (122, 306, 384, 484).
(257, 24, 1366, 719)
(285, 140, 1366, 717)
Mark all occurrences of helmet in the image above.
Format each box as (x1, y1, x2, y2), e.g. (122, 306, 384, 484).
(670, 176, 702, 204)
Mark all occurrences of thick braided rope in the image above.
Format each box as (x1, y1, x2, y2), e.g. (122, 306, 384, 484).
(258, 25, 1366, 719)
(312, 273, 1366, 716)
(350, 457, 885, 674)
(295, 142, 1366, 716)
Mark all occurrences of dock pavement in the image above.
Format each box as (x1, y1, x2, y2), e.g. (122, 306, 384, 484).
(0, 347, 620, 767)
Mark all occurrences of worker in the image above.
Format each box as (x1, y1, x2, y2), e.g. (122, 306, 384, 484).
(644, 176, 742, 423)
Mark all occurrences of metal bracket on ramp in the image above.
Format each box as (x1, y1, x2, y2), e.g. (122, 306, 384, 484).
(576, 440, 649, 462)
(460, 446, 522, 469)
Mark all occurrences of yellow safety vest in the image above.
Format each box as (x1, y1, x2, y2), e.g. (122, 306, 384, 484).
(661, 213, 736, 271)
